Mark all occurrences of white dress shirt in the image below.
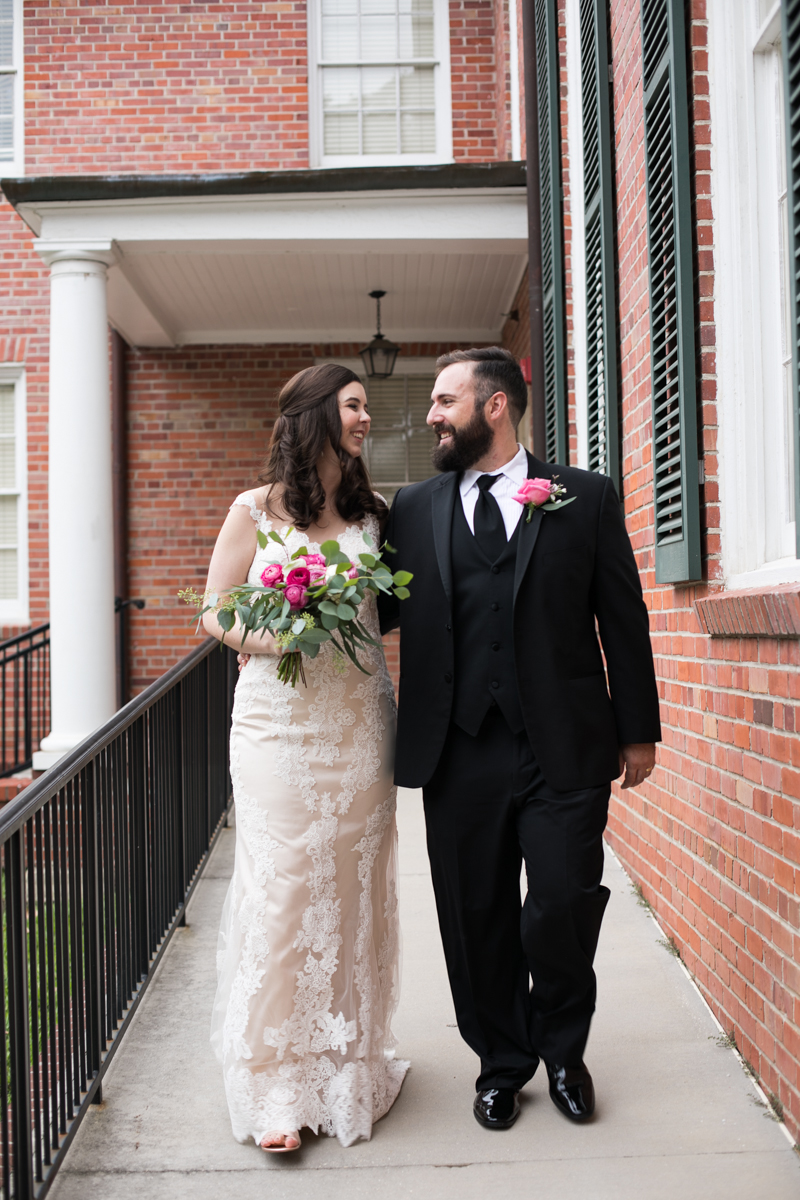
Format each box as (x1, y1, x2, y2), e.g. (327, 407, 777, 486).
(459, 443, 530, 540)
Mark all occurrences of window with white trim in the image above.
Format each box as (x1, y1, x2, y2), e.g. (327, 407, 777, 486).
(0, 0, 24, 176)
(309, 0, 453, 167)
(708, 0, 800, 588)
(0, 370, 28, 624)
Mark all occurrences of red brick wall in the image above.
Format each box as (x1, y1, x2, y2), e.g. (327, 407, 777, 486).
(125, 341, 464, 692)
(606, 0, 800, 1141)
(25, 1, 311, 174)
(449, 0, 500, 159)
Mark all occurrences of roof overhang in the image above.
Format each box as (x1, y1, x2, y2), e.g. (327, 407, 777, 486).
(2, 164, 528, 348)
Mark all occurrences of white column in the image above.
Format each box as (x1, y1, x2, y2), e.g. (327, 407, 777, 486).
(33, 243, 117, 770)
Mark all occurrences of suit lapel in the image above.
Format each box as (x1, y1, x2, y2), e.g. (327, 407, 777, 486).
(431, 473, 457, 608)
(513, 451, 548, 606)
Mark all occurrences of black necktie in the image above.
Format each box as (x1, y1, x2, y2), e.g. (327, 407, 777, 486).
(473, 474, 506, 562)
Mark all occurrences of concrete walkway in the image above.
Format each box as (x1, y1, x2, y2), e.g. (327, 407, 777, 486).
(50, 790, 799, 1200)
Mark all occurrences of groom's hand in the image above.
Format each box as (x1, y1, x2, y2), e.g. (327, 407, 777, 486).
(618, 743, 656, 789)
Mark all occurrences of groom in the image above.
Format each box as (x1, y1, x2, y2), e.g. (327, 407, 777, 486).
(378, 347, 660, 1130)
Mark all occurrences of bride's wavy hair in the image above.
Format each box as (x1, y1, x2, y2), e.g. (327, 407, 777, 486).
(258, 363, 387, 530)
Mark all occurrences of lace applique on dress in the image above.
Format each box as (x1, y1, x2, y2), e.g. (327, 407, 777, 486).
(230, 490, 263, 526)
(211, 503, 407, 1148)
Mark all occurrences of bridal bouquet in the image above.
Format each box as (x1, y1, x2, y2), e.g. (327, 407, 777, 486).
(179, 528, 412, 688)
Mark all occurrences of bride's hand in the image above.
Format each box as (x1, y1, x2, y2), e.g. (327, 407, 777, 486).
(237, 653, 251, 673)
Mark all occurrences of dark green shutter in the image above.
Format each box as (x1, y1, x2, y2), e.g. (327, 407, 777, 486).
(641, 0, 701, 583)
(782, 0, 800, 556)
(580, 0, 619, 488)
(535, 0, 567, 463)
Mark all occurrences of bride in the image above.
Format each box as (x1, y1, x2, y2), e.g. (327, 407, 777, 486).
(204, 364, 408, 1152)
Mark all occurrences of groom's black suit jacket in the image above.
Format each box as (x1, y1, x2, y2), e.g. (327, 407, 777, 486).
(378, 451, 661, 792)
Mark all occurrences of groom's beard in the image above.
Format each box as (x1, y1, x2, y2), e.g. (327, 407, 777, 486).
(431, 404, 494, 473)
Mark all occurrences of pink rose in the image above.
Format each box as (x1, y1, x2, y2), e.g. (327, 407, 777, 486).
(304, 553, 326, 567)
(346, 566, 359, 580)
(285, 566, 311, 588)
(513, 477, 553, 507)
(260, 563, 284, 587)
(284, 583, 308, 609)
(308, 564, 327, 581)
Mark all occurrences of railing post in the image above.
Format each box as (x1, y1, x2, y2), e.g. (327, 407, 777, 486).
(177, 679, 187, 927)
(87, 761, 104, 1104)
(8, 828, 33, 1199)
(23, 647, 31, 769)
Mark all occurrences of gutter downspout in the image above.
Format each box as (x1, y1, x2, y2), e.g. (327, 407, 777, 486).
(521, 0, 547, 458)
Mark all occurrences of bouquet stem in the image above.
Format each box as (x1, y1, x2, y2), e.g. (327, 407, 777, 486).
(276, 650, 307, 688)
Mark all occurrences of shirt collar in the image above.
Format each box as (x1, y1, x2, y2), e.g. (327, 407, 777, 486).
(460, 443, 529, 497)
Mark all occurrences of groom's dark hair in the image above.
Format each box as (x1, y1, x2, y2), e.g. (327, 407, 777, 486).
(435, 346, 528, 429)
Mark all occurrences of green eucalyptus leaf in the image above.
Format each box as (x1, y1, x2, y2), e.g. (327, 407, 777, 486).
(393, 585, 410, 600)
(337, 602, 356, 620)
(304, 642, 321, 658)
(320, 539, 340, 560)
(320, 612, 339, 630)
(319, 600, 340, 615)
(392, 570, 413, 586)
(539, 496, 576, 512)
(358, 553, 377, 568)
(291, 545, 309, 559)
(300, 629, 332, 644)
(291, 618, 306, 635)
(217, 609, 235, 632)
(268, 530, 285, 545)
(256, 530, 268, 549)
(362, 531, 374, 548)
(281, 598, 290, 618)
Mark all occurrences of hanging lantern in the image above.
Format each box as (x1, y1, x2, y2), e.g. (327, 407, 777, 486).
(359, 290, 400, 379)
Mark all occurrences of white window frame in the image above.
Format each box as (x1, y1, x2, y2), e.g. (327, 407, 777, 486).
(708, 0, 800, 589)
(0, 366, 28, 625)
(0, 0, 24, 177)
(307, 0, 453, 169)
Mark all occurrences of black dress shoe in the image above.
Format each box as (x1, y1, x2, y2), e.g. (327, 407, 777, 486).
(545, 1061, 595, 1122)
(473, 1087, 521, 1130)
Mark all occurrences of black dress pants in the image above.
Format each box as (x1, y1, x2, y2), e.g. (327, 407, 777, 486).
(423, 708, 611, 1091)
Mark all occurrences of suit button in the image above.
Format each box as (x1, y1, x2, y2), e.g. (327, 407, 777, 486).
(492, 642, 500, 651)
(445, 623, 452, 632)
(444, 673, 453, 683)
(491, 565, 500, 574)
(491, 602, 499, 612)
(491, 680, 499, 689)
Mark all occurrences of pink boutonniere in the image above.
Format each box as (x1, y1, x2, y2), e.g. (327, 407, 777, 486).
(512, 475, 576, 523)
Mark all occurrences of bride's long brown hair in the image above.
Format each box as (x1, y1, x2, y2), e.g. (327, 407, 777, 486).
(258, 363, 387, 530)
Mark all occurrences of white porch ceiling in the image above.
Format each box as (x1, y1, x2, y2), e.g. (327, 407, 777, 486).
(107, 247, 526, 345)
(20, 183, 528, 348)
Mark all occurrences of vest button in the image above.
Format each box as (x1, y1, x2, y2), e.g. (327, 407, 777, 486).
(444, 672, 453, 683)
(492, 642, 500, 651)
(491, 602, 499, 611)
(491, 565, 500, 574)
(491, 680, 499, 689)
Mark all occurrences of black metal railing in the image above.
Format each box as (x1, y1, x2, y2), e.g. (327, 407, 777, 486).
(0, 637, 236, 1199)
(0, 627, 50, 778)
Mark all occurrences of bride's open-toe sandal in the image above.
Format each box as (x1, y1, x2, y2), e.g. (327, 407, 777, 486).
(260, 1131, 301, 1153)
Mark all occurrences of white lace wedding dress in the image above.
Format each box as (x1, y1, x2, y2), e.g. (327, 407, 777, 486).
(211, 491, 408, 1148)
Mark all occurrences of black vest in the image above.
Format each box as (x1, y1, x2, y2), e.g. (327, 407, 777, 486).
(451, 496, 525, 736)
